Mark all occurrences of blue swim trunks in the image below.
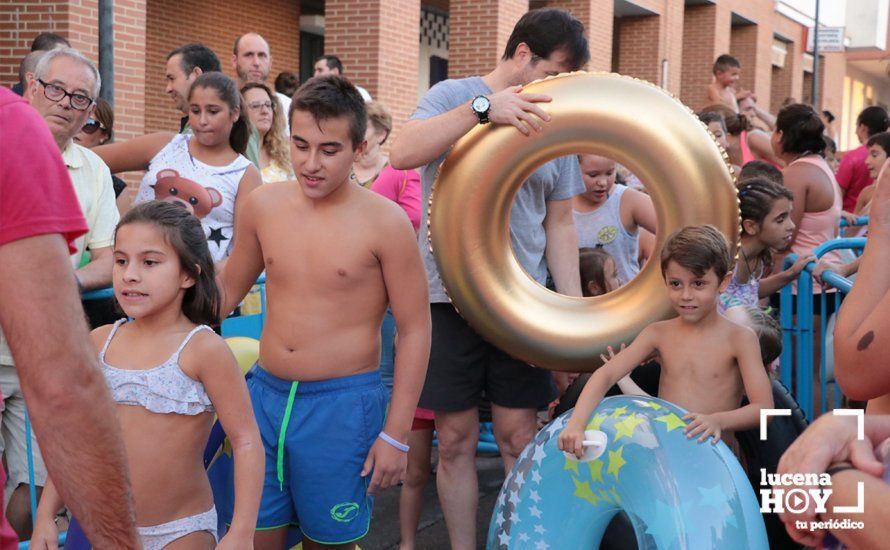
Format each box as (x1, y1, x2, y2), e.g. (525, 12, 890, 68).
(248, 365, 387, 544)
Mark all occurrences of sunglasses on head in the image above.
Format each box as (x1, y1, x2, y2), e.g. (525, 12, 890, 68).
(80, 118, 107, 135)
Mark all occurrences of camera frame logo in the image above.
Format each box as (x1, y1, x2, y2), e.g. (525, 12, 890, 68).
(758, 409, 865, 532)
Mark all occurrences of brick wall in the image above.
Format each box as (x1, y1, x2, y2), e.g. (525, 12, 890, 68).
(771, 12, 803, 111)
(325, 0, 420, 146)
(0, 1, 97, 88)
(449, 0, 527, 79)
(0, 1, 145, 141)
(612, 0, 683, 95)
(615, 15, 661, 85)
(679, 2, 732, 110)
(144, 0, 300, 133)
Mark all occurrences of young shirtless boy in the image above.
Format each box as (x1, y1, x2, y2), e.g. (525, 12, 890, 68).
(218, 76, 431, 549)
(559, 225, 773, 459)
(707, 54, 751, 113)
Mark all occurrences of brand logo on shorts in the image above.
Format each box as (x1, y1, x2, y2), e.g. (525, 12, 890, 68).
(330, 502, 360, 523)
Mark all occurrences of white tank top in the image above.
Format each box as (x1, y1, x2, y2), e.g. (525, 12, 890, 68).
(135, 134, 251, 263)
(573, 184, 640, 285)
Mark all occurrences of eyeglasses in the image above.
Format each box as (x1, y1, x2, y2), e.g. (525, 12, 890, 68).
(38, 79, 93, 111)
(80, 118, 107, 135)
(248, 101, 273, 112)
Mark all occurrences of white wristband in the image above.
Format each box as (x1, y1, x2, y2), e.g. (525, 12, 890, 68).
(378, 431, 409, 453)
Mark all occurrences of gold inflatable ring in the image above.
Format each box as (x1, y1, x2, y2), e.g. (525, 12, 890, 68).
(429, 72, 738, 372)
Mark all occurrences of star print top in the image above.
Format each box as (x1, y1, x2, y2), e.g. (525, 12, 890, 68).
(135, 134, 251, 263)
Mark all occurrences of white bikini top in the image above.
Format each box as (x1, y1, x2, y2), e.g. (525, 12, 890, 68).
(99, 319, 214, 415)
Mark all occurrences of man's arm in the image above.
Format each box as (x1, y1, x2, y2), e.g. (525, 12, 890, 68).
(217, 191, 266, 319)
(362, 206, 431, 494)
(75, 245, 113, 290)
(543, 198, 581, 297)
(0, 234, 138, 547)
(390, 86, 552, 170)
(835, 162, 890, 399)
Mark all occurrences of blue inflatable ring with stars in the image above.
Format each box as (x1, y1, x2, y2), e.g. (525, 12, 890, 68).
(487, 395, 768, 549)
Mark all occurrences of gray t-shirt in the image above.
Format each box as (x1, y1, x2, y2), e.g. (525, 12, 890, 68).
(410, 76, 583, 303)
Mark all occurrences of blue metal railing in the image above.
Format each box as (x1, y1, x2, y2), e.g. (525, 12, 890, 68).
(779, 238, 865, 421)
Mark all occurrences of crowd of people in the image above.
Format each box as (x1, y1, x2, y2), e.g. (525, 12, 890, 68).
(1, 6, 890, 550)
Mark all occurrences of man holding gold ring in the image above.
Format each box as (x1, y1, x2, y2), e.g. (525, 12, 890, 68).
(390, 9, 590, 549)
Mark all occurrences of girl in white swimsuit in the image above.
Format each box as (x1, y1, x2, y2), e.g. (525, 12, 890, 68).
(32, 201, 263, 550)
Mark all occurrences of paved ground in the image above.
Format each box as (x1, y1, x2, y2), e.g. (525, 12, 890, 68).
(363, 451, 506, 550)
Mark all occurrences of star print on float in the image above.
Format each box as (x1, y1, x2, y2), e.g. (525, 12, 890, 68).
(207, 227, 228, 248)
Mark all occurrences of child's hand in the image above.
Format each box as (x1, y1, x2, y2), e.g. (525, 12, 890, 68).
(558, 421, 586, 459)
(683, 412, 723, 444)
(600, 343, 625, 364)
(788, 254, 815, 277)
(30, 515, 60, 550)
(362, 436, 408, 495)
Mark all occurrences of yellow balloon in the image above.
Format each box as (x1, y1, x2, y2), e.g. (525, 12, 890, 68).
(225, 336, 260, 375)
(429, 72, 738, 372)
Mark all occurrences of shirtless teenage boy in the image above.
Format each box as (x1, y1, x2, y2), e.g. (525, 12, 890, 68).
(218, 76, 431, 549)
(559, 225, 774, 458)
(707, 54, 750, 113)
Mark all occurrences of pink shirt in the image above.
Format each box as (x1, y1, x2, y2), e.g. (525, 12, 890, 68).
(836, 144, 872, 212)
(370, 164, 421, 231)
(788, 156, 842, 293)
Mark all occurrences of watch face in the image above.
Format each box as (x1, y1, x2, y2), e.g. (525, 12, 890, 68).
(472, 96, 490, 112)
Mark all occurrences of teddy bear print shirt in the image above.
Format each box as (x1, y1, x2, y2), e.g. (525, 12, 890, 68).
(135, 134, 251, 263)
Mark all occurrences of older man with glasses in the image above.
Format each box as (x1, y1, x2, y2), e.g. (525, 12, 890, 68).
(0, 47, 121, 537)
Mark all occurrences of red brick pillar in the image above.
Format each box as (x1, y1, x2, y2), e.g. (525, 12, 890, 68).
(542, 0, 613, 71)
(615, 15, 661, 85)
(112, 0, 147, 141)
(730, 21, 773, 111)
(678, 2, 732, 110)
(448, 0, 527, 79)
(612, 0, 683, 95)
(325, 0, 420, 142)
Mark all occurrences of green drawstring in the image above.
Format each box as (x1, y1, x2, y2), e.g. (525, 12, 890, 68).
(277, 381, 299, 490)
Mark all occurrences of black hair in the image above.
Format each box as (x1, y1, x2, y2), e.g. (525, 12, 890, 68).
(275, 71, 299, 98)
(31, 32, 70, 52)
(776, 103, 825, 156)
(738, 177, 794, 266)
(856, 106, 890, 137)
(579, 247, 616, 297)
(167, 43, 221, 76)
(502, 8, 590, 72)
(822, 135, 837, 155)
(866, 131, 890, 155)
(115, 201, 219, 326)
(316, 54, 344, 74)
(713, 54, 740, 74)
(661, 225, 732, 281)
(738, 160, 783, 186)
(188, 72, 249, 154)
(290, 75, 367, 148)
(822, 110, 835, 124)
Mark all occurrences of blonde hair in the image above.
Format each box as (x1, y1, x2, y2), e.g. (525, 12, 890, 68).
(241, 82, 290, 171)
(365, 101, 392, 144)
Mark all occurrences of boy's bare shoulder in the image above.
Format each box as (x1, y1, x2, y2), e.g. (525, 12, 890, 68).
(355, 187, 414, 229)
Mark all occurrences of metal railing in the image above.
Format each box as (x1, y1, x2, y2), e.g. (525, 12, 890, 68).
(779, 237, 865, 421)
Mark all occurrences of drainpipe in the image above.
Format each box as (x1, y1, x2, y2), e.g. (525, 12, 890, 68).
(98, 0, 114, 105)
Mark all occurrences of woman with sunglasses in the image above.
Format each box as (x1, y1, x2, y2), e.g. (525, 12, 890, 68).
(95, 72, 261, 265)
(240, 82, 293, 183)
(73, 98, 126, 199)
